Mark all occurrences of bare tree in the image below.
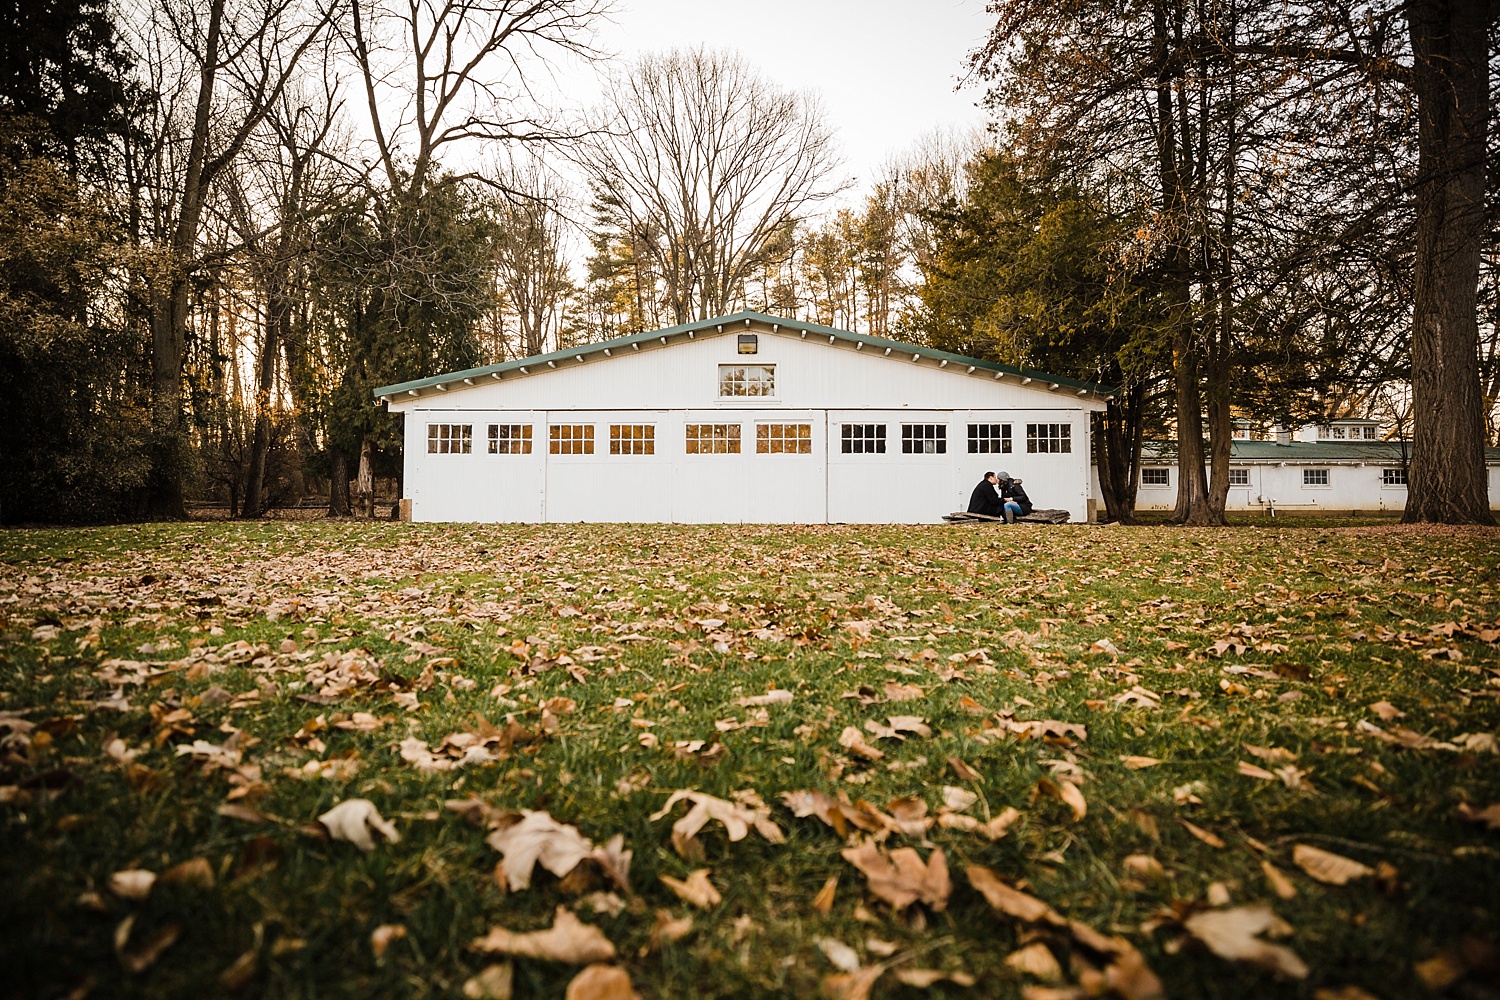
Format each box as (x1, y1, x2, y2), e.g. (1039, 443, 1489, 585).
(487, 157, 575, 357)
(126, 0, 334, 518)
(578, 47, 844, 325)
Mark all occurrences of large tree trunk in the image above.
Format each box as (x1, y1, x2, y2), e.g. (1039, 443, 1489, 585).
(1402, 0, 1494, 524)
(328, 447, 352, 516)
(1095, 385, 1145, 523)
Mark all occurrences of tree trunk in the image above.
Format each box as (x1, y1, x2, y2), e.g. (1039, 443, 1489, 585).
(1095, 385, 1145, 523)
(328, 446, 351, 516)
(356, 435, 374, 517)
(241, 299, 281, 518)
(1402, 0, 1494, 524)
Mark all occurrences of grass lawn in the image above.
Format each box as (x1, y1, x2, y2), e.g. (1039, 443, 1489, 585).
(2, 520, 1498, 1000)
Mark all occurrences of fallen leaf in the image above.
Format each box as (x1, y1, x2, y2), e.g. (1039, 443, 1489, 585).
(318, 799, 400, 852)
(841, 840, 950, 911)
(463, 962, 514, 999)
(650, 789, 785, 858)
(660, 870, 721, 909)
(1293, 844, 1373, 885)
(1121, 756, 1161, 770)
(108, 869, 156, 901)
(1368, 701, 1405, 721)
(371, 923, 407, 959)
(1237, 761, 1277, 781)
(812, 875, 838, 914)
(864, 715, 932, 740)
(114, 915, 182, 973)
(1456, 802, 1500, 830)
(937, 807, 1020, 840)
(565, 964, 638, 1000)
(159, 858, 214, 889)
(1006, 942, 1065, 982)
(1261, 860, 1298, 900)
(967, 866, 1063, 924)
(822, 966, 884, 1000)
(1091, 638, 1121, 656)
(471, 907, 616, 964)
(882, 680, 924, 702)
(818, 937, 862, 972)
(735, 690, 792, 707)
(1178, 819, 1226, 848)
(1183, 905, 1308, 979)
(1313, 988, 1382, 1000)
(941, 786, 978, 812)
(1123, 855, 1166, 881)
(946, 755, 982, 781)
(1038, 777, 1087, 821)
(487, 811, 598, 892)
(839, 726, 885, 760)
(648, 909, 694, 950)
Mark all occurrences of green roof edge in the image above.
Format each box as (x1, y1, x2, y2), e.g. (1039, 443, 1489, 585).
(372, 310, 1117, 399)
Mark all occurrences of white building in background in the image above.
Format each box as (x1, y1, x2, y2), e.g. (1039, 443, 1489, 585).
(375, 311, 1111, 523)
(1125, 419, 1500, 513)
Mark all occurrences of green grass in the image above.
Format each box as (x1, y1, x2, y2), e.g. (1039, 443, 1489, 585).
(1, 520, 1497, 999)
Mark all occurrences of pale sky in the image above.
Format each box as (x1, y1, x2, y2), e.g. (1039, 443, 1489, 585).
(546, 0, 993, 198)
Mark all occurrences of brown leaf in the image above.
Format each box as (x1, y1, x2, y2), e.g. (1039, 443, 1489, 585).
(159, 857, 214, 889)
(946, 755, 983, 781)
(648, 909, 694, 950)
(1123, 854, 1166, 881)
(1121, 755, 1161, 770)
(735, 690, 792, 707)
(1261, 860, 1298, 900)
(839, 726, 885, 760)
(1293, 845, 1373, 885)
(1368, 700, 1405, 722)
(937, 807, 1020, 841)
(370, 924, 407, 959)
(462, 963, 514, 999)
(882, 680, 924, 702)
(821, 966, 884, 1000)
(114, 915, 182, 974)
(1038, 777, 1087, 821)
(565, 964, 639, 1000)
(1237, 761, 1277, 781)
(471, 907, 616, 964)
(893, 968, 976, 988)
(650, 789, 784, 858)
(812, 875, 838, 914)
(1006, 942, 1065, 982)
(841, 840, 950, 911)
(660, 870, 721, 909)
(108, 869, 156, 901)
(1183, 905, 1308, 979)
(966, 866, 1064, 925)
(1456, 802, 1500, 830)
(317, 799, 400, 852)
(1178, 819, 1226, 848)
(486, 811, 598, 892)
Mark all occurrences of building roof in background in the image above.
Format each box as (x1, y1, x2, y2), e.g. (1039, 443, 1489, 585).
(1139, 441, 1500, 463)
(373, 310, 1117, 401)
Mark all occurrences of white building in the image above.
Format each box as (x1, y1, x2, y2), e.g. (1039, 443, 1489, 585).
(1125, 420, 1500, 513)
(376, 311, 1111, 523)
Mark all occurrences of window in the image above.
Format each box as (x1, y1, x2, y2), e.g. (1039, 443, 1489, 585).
(1331, 426, 1347, 440)
(757, 423, 812, 454)
(610, 424, 655, 455)
(1027, 423, 1071, 454)
(427, 424, 472, 454)
(901, 424, 947, 454)
(1363, 426, 1379, 440)
(718, 364, 775, 397)
(1228, 468, 1250, 487)
(968, 423, 1012, 454)
(1303, 468, 1330, 487)
(1382, 468, 1408, 486)
(685, 424, 741, 454)
(1141, 468, 1170, 487)
(487, 424, 532, 455)
(841, 424, 886, 454)
(549, 424, 594, 455)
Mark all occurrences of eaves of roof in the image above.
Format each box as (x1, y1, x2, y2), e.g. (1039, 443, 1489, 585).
(1139, 440, 1500, 463)
(372, 310, 1117, 401)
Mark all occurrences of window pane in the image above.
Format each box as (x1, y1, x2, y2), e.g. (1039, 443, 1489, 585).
(685, 424, 741, 454)
(1026, 423, 1071, 454)
(901, 424, 947, 454)
(967, 423, 1011, 454)
(718, 365, 776, 397)
(609, 424, 655, 455)
(1228, 468, 1250, 486)
(549, 425, 594, 455)
(488, 424, 532, 454)
(757, 423, 812, 454)
(840, 424, 886, 454)
(1142, 468, 1169, 486)
(427, 423, 472, 454)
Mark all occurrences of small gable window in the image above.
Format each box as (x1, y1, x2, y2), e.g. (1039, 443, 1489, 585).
(719, 364, 775, 397)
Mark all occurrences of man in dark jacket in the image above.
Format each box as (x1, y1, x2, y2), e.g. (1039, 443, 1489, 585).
(968, 472, 1006, 517)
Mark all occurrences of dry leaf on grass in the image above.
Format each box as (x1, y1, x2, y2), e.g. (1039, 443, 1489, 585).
(1179, 819, 1226, 848)
(893, 967, 976, 988)
(371, 923, 407, 959)
(841, 840, 950, 911)
(1183, 904, 1308, 979)
(864, 716, 931, 740)
(1237, 761, 1277, 781)
(822, 966, 884, 1000)
(735, 690, 792, 707)
(838, 727, 885, 760)
(1006, 942, 1065, 982)
(463, 962, 514, 999)
(1368, 700, 1405, 721)
(1262, 860, 1298, 899)
(882, 680, 924, 702)
(937, 807, 1020, 841)
(109, 869, 156, 901)
(1037, 777, 1087, 821)
(114, 915, 182, 973)
(648, 909, 694, 950)
(1293, 844, 1373, 885)
(650, 789, 784, 858)
(967, 866, 1063, 924)
(159, 857, 214, 889)
(486, 811, 598, 891)
(941, 786, 978, 812)
(1456, 802, 1500, 830)
(660, 870, 721, 909)
(471, 907, 616, 964)
(1121, 756, 1161, 770)
(812, 875, 838, 914)
(1123, 855, 1166, 882)
(318, 799, 400, 852)
(565, 964, 638, 1000)
(818, 937, 862, 972)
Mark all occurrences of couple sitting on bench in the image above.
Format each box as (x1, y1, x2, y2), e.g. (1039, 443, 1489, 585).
(967, 471, 1033, 523)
